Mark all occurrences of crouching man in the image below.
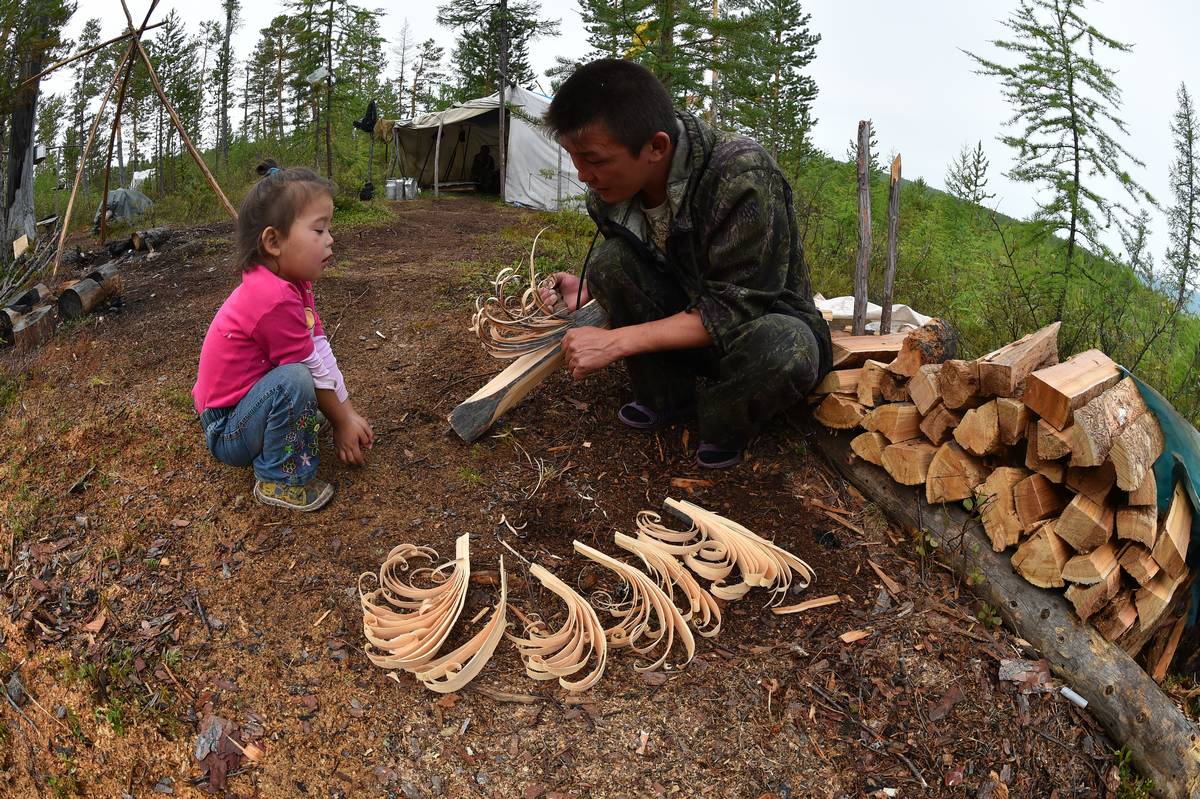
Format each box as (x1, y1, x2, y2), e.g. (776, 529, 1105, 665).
(541, 58, 832, 469)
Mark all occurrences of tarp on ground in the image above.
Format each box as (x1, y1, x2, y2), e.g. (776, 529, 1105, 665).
(382, 86, 585, 212)
(93, 187, 152, 228)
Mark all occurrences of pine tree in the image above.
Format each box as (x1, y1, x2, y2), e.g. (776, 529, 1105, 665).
(65, 19, 108, 187)
(967, 0, 1154, 319)
(1165, 82, 1200, 315)
(944, 141, 996, 207)
(436, 0, 559, 100)
(36, 93, 65, 170)
(410, 38, 446, 116)
(216, 0, 242, 166)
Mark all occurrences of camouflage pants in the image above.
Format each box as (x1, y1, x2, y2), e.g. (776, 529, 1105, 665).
(586, 236, 820, 448)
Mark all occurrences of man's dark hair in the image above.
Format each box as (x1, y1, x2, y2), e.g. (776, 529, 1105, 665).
(545, 59, 678, 157)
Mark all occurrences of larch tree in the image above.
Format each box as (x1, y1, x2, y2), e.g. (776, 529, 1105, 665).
(216, 0, 242, 167)
(967, 0, 1154, 320)
(410, 38, 447, 117)
(1165, 82, 1200, 317)
(393, 19, 413, 118)
(945, 141, 996, 207)
(436, 0, 560, 101)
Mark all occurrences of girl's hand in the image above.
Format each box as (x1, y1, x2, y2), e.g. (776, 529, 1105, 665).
(335, 412, 373, 466)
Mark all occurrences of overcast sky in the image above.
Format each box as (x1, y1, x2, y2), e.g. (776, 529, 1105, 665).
(51, 0, 1200, 266)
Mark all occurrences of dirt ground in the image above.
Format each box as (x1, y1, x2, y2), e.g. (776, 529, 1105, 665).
(1, 196, 1127, 798)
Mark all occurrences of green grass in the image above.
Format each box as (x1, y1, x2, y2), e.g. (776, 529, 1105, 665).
(0, 373, 20, 415)
(457, 465, 485, 486)
(1113, 748, 1155, 798)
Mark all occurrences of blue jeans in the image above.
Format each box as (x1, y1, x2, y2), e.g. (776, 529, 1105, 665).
(200, 363, 320, 486)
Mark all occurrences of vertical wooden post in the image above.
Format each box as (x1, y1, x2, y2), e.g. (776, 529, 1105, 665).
(881, 154, 901, 334)
(853, 120, 872, 336)
(497, 0, 508, 201)
(434, 120, 443, 198)
(324, 0, 333, 179)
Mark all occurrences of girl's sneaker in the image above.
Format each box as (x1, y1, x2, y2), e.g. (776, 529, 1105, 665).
(254, 478, 334, 511)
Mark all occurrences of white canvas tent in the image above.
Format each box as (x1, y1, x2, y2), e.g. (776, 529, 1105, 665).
(384, 86, 584, 211)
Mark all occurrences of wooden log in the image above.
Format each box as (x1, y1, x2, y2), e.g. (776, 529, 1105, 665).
(814, 368, 861, 395)
(1023, 349, 1121, 431)
(58, 278, 109, 320)
(880, 155, 901, 334)
(1116, 505, 1157, 549)
(1036, 419, 1073, 461)
(804, 422, 1200, 797)
(1065, 564, 1123, 621)
(1056, 492, 1115, 553)
(887, 318, 957, 377)
(852, 120, 872, 336)
(862, 402, 922, 444)
(131, 226, 171, 251)
(1134, 571, 1187, 633)
(1012, 520, 1071, 588)
(977, 466, 1031, 552)
(850, 431, 888, 467)
(881, 440, 938, 485)
(1024, 423, 1065, 483)
(995, 397, 1030, 446)
(8, 282, 51, 313)
(953, 400, 1002, 457)
(814, 393, 867, 430)
(450, 302, 609, 442)
(1013, 473, 1070, 529)
(907, 363, 942, 415)
(1127, 469, 1157, 507)
(1094, 590, 1138, 642)
(1067, 377, 1148, 467)
(857, 360, 887, 407)
(0, 308, 16, 346)
(977, 321, 1061, 397)
(926, 442, 989, 504)
(1151, 482, 1192, 579)
(831, 332, 908, 369)
(13, 304, 55, 352)
(1110, 412, 1165, 492)
(918, 402, 961, 446)
(1065, 462, 1116, 505)
(1118, 542, 1160, 587)
(1062, 541, 1119, 585)
(939, 359, 980, 410)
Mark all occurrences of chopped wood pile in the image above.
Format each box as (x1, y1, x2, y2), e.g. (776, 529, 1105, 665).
(813, 319, 1194, 663)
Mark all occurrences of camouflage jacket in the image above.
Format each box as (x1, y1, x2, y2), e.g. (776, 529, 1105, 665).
(585, 111, 832, 377)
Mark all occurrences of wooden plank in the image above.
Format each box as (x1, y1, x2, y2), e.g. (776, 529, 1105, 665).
(926, 441, 989, 504)
(804, 421, 1200, 797)
(939, 359, 980, 410)
(832, 332, 908, 369)
(1023, 349, 1121, 431)
(1068, 377, 1148, 467)
(907, 363, 942, 415)
(861, 402, 922, 444)
(814, 393, 867, 430)
(1110, 412, 1165, 492)
(881, 440, 938, 485)
(1118, 542, 1160, 586)
(977, 321, 1061, 397)
(450, 302, 608, 442)
(850, 431, 888, 467)
(1013, 473, 1070, 530)
(995, 397, 1030, 446)
(1056, 492, 1115, 553)
(918, 402, 960, 446)
(953, 400, 1002, 457)
(1011, 520, 1071, 588)
(887, 318, 957, 377)
(1151, 482, 1192, 579)
(814, 368, 862, 395)
(1061, 541, 1119, 585)
(1065, 564, 1122, 621)
(976, 466, 1031, 552)
(1115, 505, 1157, 549)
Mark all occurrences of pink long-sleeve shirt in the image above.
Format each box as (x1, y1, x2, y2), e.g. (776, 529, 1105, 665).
(193, 264, 346, 414)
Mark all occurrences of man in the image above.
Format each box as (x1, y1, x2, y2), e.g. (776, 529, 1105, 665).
(541, 59, 832, 469)
(471, 144, 499, 194)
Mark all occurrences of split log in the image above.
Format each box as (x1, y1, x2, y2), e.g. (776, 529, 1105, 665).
(1013, 473, 1070, 529)
(1116, 505, 1157, 549)
(886, 318, 957, 377)
(0, 308, 16, 345)
(1062, 541, 1119, 585)
(806, 422, 1200, 797)
(805, 422, 1200, 797)
(908, 363, 942, 415)
(814, 393, 867, 430)
(831, 332, 908, 369)
(1025, 422, 1065, 483)
(1065, 564, 1123, 621)
(1067, 377, 1148, 467)
(13, 305, 55, 352)
(954, 400, 1002, 457)
(9, 282, 51, 313)
(814, 368, 861, 395)
(995, 397, 1030, 446)
(976, 466, 1030, 552)
(131, 226, 171, 251)
(1065, 463, 1116, 505)
(1094, 591, 1139, 642)
(1135, 571, 1189, 634)
(1012, 520, 1071, 588)
(1036, 419, 1073, 461)
(850, 431, 887, 466)
(1151, 482, 1192, 579)
(1118, 542, 1161, 587)
(1023, 349, 1121, 431)
(861, 402, 922, 444)
(977, 321, 1061, 397)
(1056, 493, 1115, 553)
(1110, 412, 1165, 492)
(857, 360, 888, 407)
(938, 359, 980, 410)
(450, 302, 609, 442)
(918, 402, 961, 446)
(881, 440, 938, 485)
(1127, 469, 1157, 507)
(926, 442, 989, 503)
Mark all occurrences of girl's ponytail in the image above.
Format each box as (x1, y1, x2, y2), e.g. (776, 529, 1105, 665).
(235, 161, 335, 272)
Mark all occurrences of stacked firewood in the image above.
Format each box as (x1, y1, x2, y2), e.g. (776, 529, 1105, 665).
(813, 320, 1193, 657)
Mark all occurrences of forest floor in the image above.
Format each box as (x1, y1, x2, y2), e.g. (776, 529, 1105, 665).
(0, 195, 1130, 798)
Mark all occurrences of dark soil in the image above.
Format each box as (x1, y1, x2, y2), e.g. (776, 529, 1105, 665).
(1, 196, 1118, 798)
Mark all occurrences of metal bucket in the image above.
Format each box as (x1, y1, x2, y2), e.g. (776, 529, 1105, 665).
(384, 179, 400, 200)
(402, 178, 419, 200)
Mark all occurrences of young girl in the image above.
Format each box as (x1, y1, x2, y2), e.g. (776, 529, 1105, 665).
(192, 161, 373, 511)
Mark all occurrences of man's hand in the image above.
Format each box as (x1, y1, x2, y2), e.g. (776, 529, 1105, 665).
(539, 271, 589, 313)
(562, 326, 625, 380)
(334, 411, 374, 466)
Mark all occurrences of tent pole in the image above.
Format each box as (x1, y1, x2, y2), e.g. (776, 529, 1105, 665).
(434, 120, 443, 198)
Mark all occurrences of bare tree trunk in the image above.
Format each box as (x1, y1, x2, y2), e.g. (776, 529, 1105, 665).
(853, 120, 872, 336)
(497, 0, 507, 200)
(324, 0, 333, 179)
(5, 44, 43, 256)
(881, 155, 901, 333)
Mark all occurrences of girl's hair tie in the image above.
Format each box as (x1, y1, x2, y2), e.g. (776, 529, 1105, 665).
(266, 167, 282, 177)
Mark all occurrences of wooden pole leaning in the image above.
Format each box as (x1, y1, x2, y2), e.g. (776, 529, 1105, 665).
(853, 120, 872, 336)
(19, 22, 166, 88)
(881, 154, 901, 334)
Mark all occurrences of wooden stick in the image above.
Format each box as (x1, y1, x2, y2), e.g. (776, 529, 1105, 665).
(852, 120, 871, 336)
(880, 154, 900, 334)
(450, 302, 608, 442)
(19, 22, 165, 87)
